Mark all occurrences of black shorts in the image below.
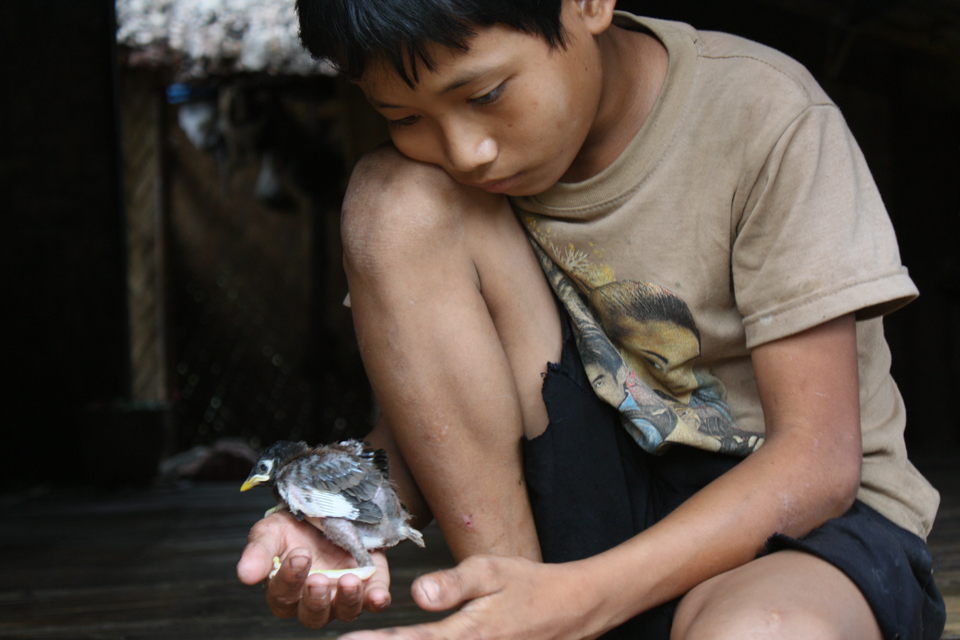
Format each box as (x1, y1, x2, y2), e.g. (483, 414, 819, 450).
(523, 309, 946, 640)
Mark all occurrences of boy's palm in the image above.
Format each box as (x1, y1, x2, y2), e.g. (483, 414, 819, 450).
(237, 511, 392, 627)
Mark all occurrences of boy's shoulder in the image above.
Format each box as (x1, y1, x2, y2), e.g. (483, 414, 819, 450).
(616, 12, 833, 110)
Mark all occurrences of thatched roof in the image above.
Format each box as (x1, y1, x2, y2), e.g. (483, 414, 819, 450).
(116, 0, 335, 79)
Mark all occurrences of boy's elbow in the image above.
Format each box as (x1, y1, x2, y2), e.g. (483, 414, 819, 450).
(825, 453, 862, 518)
(814, 416, 863, 518)
(789, 438, 861, 527)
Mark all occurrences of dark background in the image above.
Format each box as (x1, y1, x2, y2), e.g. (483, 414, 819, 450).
(2, 0, 958, 489)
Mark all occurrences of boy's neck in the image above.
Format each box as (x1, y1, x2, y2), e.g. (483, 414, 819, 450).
(560, 24, 668, 184)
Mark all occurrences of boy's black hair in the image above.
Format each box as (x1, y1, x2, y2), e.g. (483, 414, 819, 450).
(295, 0, 566, 86)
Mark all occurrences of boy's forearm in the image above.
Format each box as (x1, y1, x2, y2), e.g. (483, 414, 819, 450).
(581, 430, 859, 630)
(574, 314, 863, 630)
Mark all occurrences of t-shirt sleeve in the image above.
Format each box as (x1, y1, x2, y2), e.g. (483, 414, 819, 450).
(732, 104, 918, 349)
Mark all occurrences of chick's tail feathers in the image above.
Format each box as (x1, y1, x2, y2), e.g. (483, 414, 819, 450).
(404, 524, 425, 548)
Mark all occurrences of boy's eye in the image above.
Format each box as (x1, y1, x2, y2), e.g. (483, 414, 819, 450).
(470, 81, 507, 108)
(389, 115, 420, 128)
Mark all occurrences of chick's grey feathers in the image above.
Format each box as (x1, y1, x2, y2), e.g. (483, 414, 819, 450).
(278, 442, 386, 523)
(242, 439, 423, 572)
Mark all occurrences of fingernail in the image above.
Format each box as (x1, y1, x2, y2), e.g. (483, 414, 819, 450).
(421, 577, 440, 604)
(308, 584, 329, 603)
(290, 556, 309, 576)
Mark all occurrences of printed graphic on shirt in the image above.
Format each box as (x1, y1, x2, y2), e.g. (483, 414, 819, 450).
(526, 218, 763, 457)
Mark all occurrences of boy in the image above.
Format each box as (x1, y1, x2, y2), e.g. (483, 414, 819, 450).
(237, 1, 946, 638)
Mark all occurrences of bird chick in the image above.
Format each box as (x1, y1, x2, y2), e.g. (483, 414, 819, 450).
(241, 439, 424, 580)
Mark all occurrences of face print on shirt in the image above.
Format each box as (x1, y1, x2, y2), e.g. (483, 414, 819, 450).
(526, 218, 763, 456)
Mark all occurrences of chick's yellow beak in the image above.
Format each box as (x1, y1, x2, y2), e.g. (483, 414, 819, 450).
(240, 474, 269, 492)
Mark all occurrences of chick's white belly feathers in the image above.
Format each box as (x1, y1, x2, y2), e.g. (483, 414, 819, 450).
(280, 482, 359, 520)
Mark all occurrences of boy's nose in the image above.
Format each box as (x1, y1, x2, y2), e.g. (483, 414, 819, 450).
(443, 124, 497, 173)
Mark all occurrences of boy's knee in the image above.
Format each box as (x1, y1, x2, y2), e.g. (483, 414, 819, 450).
(673, 564, 867, 640)
(341, 145, 478, 276)
(343, 145, 453, 221)
(676, 603, 848, 640)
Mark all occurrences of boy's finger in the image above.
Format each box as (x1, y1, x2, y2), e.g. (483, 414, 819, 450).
(298, 577, 333, 629)
(265, 552, 312, 619)
(364, 580, 392, 613)
(237, 513, 292, 584)
(331, 573, 365, 622)
(339, 618, 463, 640)
(411, 558, 495, 612)
(364, 552, 393, 613)
(236, 538, 276, 585)
(339, 625, 434, 640)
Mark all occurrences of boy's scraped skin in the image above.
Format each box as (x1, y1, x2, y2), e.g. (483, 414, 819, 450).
(236, 1, 940, 638)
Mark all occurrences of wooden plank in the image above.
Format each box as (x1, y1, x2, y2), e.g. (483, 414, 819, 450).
(1, 457, 958, 639)
(920, 456, 960, 639)
(945, 595, 960, 640)
(0, 482, 453, 640)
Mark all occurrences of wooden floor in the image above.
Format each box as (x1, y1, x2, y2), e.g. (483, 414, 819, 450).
(923, 455, 960, 640)
(1, 456, 957, 639)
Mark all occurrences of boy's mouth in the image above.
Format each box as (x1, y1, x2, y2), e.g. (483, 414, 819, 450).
(472, 173, 523, 194)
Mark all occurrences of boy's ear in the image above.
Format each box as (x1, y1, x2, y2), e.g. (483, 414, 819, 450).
(573, 0, 616, 35)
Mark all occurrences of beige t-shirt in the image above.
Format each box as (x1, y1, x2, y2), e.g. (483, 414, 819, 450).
(510, 14, 939, 538)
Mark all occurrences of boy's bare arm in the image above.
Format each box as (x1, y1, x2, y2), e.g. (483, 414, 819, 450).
(337, 313, 863, 640)
(581, 313, 862, 624)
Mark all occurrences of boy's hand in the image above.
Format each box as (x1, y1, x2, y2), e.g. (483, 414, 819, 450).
(338, 555, 601, 640)
(237, 511, 392, 628)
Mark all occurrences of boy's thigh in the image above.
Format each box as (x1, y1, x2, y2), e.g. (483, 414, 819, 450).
(673, 550, 882, 640)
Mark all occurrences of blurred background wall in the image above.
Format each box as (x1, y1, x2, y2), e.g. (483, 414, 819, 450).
(1, 0, 958, 489)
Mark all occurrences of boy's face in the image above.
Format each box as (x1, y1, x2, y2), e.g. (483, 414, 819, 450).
(358, 2, 607, 196)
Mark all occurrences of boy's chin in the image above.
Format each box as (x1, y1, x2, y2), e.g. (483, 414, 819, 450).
(487, 172, 561, 198)
(454, 164, 564, 197)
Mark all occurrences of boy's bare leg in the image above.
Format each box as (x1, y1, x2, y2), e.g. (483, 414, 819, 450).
(672, 550, 883, 640)
(342, 145, 561, 561)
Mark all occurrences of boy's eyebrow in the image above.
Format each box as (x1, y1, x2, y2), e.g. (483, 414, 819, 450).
(439, 64, 501, 95)
(370, 64, 502, 110)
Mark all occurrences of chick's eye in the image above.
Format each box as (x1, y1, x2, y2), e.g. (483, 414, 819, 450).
(258, 462, 268, 472)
